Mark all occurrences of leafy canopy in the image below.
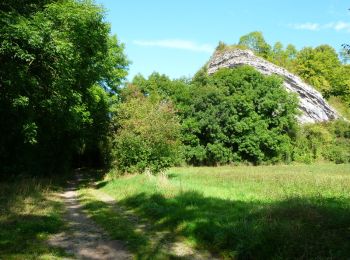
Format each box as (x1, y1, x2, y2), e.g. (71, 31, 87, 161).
(182, 66, 299, 165)
(111, 86, 181, 174)
(0, 0, 128, 175)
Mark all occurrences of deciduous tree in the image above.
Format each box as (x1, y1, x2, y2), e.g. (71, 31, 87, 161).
(0, 0, 128, 175)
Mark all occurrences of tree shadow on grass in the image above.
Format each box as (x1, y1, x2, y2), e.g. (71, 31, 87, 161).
(0, 214, 67, 257)
(115, 191, 350, 259)
(79, 195, 181, 259)
(0, 179, 69, 259)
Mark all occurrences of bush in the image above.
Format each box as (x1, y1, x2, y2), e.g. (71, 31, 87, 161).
(111, 86, 181, 174)
(293, 120, 350, 164)
(183, 66, 299, 165)
(322, 144, 350, 164)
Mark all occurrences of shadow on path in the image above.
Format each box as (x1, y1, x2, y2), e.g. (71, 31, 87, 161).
(48, 171, 132, 260)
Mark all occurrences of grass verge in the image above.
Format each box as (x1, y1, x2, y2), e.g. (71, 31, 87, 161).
(0, 177, 68, 259)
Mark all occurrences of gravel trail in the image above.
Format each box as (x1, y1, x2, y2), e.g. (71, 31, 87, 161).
(48, 176, 132, 260)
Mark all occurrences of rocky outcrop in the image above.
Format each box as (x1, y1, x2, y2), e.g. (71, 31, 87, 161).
(207, 49, 339, 123)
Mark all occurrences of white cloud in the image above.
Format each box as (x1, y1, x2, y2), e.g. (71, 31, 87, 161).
(291, 21, 350, 33)
(331, 21, 350, 32)
(133, 39, 214, 53)
(291, 23, 320, 31)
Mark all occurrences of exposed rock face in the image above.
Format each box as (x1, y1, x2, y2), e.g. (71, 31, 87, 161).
(207, 49, 339, 123)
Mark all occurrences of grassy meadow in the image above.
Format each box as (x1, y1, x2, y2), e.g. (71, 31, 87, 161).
(0, 178, 67, 260)
(80, 164, 350, 259)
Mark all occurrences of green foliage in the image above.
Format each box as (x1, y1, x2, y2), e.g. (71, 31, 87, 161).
(270, 42, 298, 70)
(333, 64, 350, 104)
(214, 42, 248, 53)
(78, 84, 115, 167)
(130, 67, 300, 166)
(207, 33, 350, 166)
(215, 41, 227, 51)
(184, 66, 299, 165)
(231, 32, 350, 108)
(343, 43, 350, 55)
(218, 32, 298, 71)
(285, 44, 298, 60)
(111, 86, 181, 174)
(0, 0, 128, 175)
(294, 45, 345, 96)
(293, 120, 350, 164)
(255, 38, 350, 108)
(238, 31, 272, 58)
(132, 66, 301, 166)
(131, 72, 192, 116)
(3, 9, 350, 177)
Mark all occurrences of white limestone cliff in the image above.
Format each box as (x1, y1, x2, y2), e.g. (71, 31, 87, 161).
(207, 49, 339, 123)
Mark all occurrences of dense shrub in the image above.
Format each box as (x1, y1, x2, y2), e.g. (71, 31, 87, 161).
(183, 66, 299, 165)
(129, 66, 349, 168)
(293, 120, 350, 164)
(0, 0, 128, 176)
(111, 86, 181, 174)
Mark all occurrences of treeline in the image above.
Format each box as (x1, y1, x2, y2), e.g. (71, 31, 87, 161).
(0, 0, 128, 176)
(125, 69, 350, 171)
(1, 1, 349, 177)
(219, 31, 350, 107)
(118, 32, 350, 171)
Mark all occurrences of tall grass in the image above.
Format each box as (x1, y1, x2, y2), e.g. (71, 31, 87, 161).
(82, 164, 350, 259)
(0, 177, 67, 259)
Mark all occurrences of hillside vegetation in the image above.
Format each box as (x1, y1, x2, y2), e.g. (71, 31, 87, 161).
(1, 0, 349, 176)
(130, 67, 350, 169)
(217, 31, 350, 117)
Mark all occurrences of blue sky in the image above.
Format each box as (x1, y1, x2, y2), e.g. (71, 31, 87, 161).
(96, 0, 350, 80)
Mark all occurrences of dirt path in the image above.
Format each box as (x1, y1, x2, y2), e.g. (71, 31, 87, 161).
(48, 176, 132, 260)
(90, 189, 218, 260)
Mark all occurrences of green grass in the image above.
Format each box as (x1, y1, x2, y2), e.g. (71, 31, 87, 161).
(81, 164, 350, 259)
(0, 177, 68, 260)
(79, 182, 200, 259)
(79, 189, 165, 259)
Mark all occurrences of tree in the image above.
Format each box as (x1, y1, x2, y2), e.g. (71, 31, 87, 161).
(271, 42, 287, 66)
(285, 44, 298, 60)
(0, 0, 128, 175)
(184, 66, 298, 165)
(292, 44, 350, 108)
(294, 45, 348, 98)
(111, 85, 181, 174)
(238, 31, 272, 59)
(131, 72, 192, 116)
(331, 65, 350, 103)
(272, 42, 284, 57)
(270, 43, 298, 70)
